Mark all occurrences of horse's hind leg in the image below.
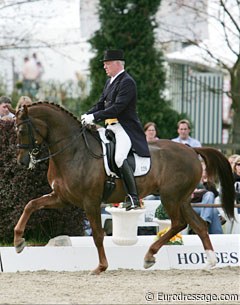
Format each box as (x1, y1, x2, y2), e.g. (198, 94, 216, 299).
(86, 207, 108, 275)
(144, 224, 187, 269)
(181, 203, 217, 269)
(144, 204, 188, 269)
(14, 192, 63, 253)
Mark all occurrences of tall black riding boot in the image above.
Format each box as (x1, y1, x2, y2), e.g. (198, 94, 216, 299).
(119, 159, 140, 211)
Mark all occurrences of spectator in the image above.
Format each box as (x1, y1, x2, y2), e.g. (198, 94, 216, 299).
(144, 122, 160, 143)
(32, 53, 44, 89)
(16, 96, 33, 112)
(172, 119, 201, 147)
(143, 122, 160, 200)
(22, 55, 40, 97)
(0, 96, 15, 120)
(190, 163, 223, 234)
(228, 154, 240, 172)
(232, 156, 240, 213)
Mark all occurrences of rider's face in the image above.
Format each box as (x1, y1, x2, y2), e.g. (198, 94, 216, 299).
(103, 61, 122, 77)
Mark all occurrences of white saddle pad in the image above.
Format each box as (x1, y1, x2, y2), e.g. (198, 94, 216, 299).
(98, 127, 151, 178)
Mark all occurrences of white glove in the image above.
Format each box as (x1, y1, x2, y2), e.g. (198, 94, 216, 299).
(81, 113, 94, 125)
(81, 114, 87, 121)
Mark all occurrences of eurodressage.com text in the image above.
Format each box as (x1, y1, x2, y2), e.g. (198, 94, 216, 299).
(145, 291, 240, 303)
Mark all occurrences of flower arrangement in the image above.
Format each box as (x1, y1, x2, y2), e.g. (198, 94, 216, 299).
(155, 227, 183, 245)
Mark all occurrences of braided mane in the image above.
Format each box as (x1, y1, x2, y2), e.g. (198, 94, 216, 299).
(29, 101, 81, 125)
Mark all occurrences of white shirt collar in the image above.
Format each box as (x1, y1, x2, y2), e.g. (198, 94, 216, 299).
(110, 69, 124, 84)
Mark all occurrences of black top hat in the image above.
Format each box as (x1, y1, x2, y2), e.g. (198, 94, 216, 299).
(102, 49, 124, 62)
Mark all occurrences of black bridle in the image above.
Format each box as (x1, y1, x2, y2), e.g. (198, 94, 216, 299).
(16, 117, 103, 168)
(17, 118, 40, 151)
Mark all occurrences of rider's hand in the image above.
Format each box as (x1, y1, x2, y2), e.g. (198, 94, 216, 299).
(81, 114, 87, 121)
(81, 113, 94, 125)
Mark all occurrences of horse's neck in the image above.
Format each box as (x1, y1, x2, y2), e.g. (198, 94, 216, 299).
(47, 127, 102, 176)
(33, 105, 103, 160)
(34, 107, 81, 153)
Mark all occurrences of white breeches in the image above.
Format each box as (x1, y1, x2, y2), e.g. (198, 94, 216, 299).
(107, 123, 131, 168)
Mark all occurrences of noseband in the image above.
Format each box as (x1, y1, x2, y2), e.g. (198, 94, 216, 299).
(17, 118, 41, 149)
(16, 118, 46, 168)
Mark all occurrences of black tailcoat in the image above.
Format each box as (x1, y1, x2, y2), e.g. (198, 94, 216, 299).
(87, 71, 150, 157)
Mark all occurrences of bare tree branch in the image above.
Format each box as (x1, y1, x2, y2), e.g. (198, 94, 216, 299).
(0, 0, 46, 10)
(220, 0, 240, 33)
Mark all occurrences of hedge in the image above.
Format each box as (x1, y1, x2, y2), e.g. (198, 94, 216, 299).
(0, 120, 86, 244)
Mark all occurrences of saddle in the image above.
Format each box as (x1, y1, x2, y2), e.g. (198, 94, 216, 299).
(98, 127, 151, 203)
(98, 127, 150, 178)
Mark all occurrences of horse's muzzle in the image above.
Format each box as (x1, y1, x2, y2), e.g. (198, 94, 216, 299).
(17, 154, 30, 167)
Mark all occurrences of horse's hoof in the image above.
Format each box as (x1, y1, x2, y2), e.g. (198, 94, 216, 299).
(88, 270, 99, 275)
(88, 268, 103, 275)
(88, 266, 107, 275)
(144, 258, 156, 269)
(204, 250, 217, 270)
(204, 261, 217, 270)
(15, 238, 26, 254)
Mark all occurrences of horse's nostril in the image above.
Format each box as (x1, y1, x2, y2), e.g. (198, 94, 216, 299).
(18, 155, 30, 167)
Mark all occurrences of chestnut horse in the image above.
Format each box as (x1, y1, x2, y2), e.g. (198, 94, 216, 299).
(14, 102, 235, 274)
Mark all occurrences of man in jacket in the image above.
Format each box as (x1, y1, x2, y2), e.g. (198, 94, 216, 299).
(81, 49, 150, 210)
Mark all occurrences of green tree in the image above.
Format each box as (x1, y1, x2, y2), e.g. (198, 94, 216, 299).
(82, 0, 183, 138)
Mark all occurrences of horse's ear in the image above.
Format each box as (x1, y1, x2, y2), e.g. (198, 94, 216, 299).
(17, 104, 29, 119)
(23, 104, 28, 114)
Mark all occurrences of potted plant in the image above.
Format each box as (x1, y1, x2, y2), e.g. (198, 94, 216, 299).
(153, 203, 171, 229)
(154, 204, 183, 244)
(154, 203, 169, 220)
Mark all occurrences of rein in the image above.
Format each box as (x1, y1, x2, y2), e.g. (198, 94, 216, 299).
(82, 126, 104, 159)
(17, 117, 103, 168)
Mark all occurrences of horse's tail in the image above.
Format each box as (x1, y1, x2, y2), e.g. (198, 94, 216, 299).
(194, 147, 235, 220)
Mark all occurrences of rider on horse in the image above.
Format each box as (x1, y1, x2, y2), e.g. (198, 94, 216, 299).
(81, 49, 150, 210)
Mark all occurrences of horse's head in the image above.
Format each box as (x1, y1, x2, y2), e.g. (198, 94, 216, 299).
(15, 105, 47, 168)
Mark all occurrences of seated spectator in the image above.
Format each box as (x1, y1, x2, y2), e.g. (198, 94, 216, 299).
(190, 164, 223, 234)
(228, 154, 240, 172)
(232, 156, 240, 213)
(16, 96, 33, 112)
(172, 119, 201, 147)
(0, 96, 15, 120)
(144, 122, 159, 143)
(143, 122, 160, 200)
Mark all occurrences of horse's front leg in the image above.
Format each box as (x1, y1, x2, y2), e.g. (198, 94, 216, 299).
(86, 207, 108, 275)
(14, 192, 63, 253)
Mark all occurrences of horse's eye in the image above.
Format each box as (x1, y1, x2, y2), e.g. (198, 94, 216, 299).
(18, 128, 25, 135)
